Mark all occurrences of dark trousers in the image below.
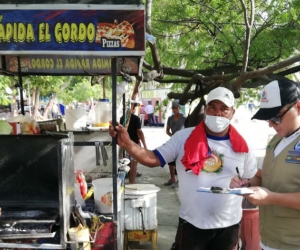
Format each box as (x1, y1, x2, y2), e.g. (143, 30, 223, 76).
(147, 113, 154, 126)
(171, 217, 240, 250)
(52, 112, 58, 119)
(155, 115, 159, 126)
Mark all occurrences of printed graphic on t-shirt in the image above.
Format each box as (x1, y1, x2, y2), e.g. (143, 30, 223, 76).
(203, 150, 223, 173)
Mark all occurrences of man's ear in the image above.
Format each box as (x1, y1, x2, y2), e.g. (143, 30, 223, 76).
(230, 109, 235, 120)
(296, 101, 300, 114)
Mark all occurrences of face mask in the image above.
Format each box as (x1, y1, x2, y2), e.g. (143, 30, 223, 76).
(205, 115, 230, 133)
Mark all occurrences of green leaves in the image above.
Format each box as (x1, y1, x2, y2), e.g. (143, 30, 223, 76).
(0, 76, 15, 106)
(151, 0, 298, 72)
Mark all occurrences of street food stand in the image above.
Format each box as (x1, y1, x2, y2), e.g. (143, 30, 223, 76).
(0, 2, 145, 249)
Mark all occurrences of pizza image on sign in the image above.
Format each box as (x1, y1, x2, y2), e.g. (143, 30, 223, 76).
(9, 57, 32, 72)
(96, 19, 135, 49)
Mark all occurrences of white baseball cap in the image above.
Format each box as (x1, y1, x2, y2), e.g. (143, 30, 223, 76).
(252, 79, 300, 120)
(206, 87, 235, 107)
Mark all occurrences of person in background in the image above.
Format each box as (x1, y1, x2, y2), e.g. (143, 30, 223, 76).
(164, 101, 186, 187)
(109, 87, 257, 250)
(86, 101, 92, 113)
(120, 103, 147, 184)
(139, 103, 146, 127)
(154, 100, 160, 127)
(230, 78, 300, 250)
(145, 100, 155, 127)
(134, 102, 140, 116)
(51, 102, 59, 119)
(40, 105, 45, 116)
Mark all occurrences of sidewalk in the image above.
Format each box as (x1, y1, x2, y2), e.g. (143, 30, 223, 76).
(125, 126, 180, 250)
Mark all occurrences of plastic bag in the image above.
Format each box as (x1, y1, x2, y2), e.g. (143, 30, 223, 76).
(68, 224, 91, 250)
(7, 114, 40, 134)
(0, 120, 13, 134)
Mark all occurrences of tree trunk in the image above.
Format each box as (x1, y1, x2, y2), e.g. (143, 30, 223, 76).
(103, 77, 106, 99)
(33, 86, 41, 120)
(185, 97, 206, 128)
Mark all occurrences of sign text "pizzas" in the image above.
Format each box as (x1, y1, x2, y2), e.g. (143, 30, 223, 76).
(101, 38, 120, 48)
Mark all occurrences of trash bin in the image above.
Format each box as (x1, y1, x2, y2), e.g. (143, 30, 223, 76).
(124, 184, 160, 250)
(124, 184, 160, 230)
(240, 199, 261, 250)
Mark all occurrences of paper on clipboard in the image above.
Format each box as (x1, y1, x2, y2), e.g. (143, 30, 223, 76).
(197, 187, 254, 195)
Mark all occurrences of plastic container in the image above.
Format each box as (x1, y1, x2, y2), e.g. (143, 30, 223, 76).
(92, 178, 121, 214)
(74, 183, 86, 208)
(75, 170, 88, 198)
(68, 225, 91, 250)
(94, 99, 111, 127)
(124, 184, 160, 230)
(65, 108, 87, 131)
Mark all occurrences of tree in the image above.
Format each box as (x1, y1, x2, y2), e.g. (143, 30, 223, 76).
(58, 78, 105, 108)
(0, 76, 15, 106)
(139, 0, 300, 126)
(0, 73, 116, 121)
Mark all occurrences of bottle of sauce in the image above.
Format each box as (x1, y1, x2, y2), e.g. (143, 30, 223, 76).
(75, 169, 88, 198)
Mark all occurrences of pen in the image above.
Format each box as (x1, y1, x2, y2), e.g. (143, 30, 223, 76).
(236, 167, 242, 180)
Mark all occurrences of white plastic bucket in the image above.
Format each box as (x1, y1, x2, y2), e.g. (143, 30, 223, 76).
(65, 109, 87, 131)
(92, 178, 121, 213)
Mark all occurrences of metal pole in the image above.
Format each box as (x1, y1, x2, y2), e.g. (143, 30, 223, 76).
(17, 56, 25, 115)
(111, 57, 118, 221)
(27, 82, 31, 116)
(122, 93, 125, 158)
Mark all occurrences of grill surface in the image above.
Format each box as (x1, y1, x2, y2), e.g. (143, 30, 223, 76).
(0, 135, 75, 249)
(0, 208, 59, 239)
(0, 220, 56, 239)
(0, 208, 59, 220)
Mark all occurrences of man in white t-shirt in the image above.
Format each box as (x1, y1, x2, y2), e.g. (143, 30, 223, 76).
(145, 101, 155, 126)
(231, 78, 300, 250)
(109, 87, 257, 250)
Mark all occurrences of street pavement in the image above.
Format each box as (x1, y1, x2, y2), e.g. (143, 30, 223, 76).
(124, 113, 275, 249)
(125, 126, 180, 250)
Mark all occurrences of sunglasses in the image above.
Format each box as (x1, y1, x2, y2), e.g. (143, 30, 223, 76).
(268, 102, 297, 124)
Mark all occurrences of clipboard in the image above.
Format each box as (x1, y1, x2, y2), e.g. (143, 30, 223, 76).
(197, 186, 254, 195)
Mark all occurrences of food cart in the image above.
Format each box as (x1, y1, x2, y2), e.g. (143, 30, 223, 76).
(0, 2, 145, 249)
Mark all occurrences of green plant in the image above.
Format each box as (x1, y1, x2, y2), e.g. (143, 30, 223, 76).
(58, 79, 96, 108)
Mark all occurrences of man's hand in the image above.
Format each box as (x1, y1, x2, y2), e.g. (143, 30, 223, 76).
(109, 121, 132, 149)
(230, 175, 250, 188)
(243, 187, 272, 206)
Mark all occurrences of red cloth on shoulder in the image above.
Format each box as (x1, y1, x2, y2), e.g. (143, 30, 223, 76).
(181, 121, 249, 175)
